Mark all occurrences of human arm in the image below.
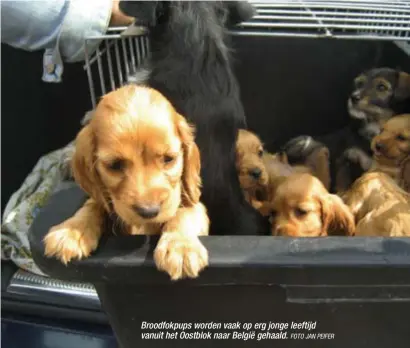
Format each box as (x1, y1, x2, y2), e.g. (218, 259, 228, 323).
(1, 0, 133, 82)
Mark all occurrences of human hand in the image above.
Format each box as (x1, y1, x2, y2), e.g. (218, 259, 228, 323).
(110, 0, 134, 27)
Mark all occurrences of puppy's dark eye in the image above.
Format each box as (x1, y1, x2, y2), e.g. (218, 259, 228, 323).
(376, 83, 388, 92)
(163, 154, 176, 164)
(294, 208, 308, 218)
(269, 210, 277, 219)
(355, 80, 364, 89)
(354, 77, 366, 89)
(108, 159, 125, 172)
(258, 149, 264, 158)
(396, 134, 407, 141)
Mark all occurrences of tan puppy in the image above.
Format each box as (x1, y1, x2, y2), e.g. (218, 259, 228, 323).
(236, 129, 269, 209)
(370, 114, 410, 191)
(261, 173, 355, 237)
(343, 172, 410, 237)
(44, 85, 209, 281)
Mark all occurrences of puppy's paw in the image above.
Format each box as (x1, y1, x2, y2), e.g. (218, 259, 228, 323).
(44, 220, 100, 264)
(154, 233, 208, 281)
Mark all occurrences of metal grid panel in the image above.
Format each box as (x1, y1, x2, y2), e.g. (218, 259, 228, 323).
(248, 0, 410, 39)
(83, 1, 410, 108)
(84, 27, 150, 108)
(238, 0, 410, 40)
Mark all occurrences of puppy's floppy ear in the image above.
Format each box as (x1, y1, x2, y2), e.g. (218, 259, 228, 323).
(395, 71, 410, 100)
(176, 114, 201, 207)
(119, 1, 160, 26)
(71, 125, 110, 211)
(225, 1, 256, 26)
(320, 194, 355, 236)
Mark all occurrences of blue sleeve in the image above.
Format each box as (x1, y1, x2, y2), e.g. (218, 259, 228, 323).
(1, 0, 113, 83)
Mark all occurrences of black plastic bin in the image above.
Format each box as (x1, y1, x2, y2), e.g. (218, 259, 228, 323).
(3, 33, 410, 347)
(29, 184, 410, 348)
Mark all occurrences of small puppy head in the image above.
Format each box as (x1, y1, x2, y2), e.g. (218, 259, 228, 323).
(371, 114, 410, 165)
(236, 129, 269, 192)
(348, 68, 410, 140)
(348, 68, 410, 122)
(72, 85, 201, 227)
(266, 173, 355, 237)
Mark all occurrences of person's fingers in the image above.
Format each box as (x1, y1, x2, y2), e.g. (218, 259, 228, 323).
(110, 0, 134, 27)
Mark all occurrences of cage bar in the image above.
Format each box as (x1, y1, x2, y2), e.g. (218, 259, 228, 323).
(83, 1, 410, 109)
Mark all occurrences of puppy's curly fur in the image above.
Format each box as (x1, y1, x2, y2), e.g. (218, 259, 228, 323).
(343, 172, 410, 237)
(119, 1, 268, 236)
(260, 172, 355, 237)
(44, 85, 209, 281)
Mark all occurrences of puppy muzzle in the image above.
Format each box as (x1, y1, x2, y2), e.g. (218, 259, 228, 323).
(132, 204, 161, 219)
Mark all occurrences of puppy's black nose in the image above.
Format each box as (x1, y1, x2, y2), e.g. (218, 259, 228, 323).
(350, 94, 360, 104)
(249, 167, 262, 179)
(133, 205, 160, 219)
(375, 142, 385, 152)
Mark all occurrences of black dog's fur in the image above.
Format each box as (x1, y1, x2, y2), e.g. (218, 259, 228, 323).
(120, 1, 268, 235)
(283, 68, 410, 193)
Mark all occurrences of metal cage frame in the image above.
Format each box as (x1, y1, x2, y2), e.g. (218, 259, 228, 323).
(83, 0, 410, 108)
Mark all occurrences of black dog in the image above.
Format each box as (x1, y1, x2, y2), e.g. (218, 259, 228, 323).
(283, 68, 410, 192)
(120, 1, 269, 236)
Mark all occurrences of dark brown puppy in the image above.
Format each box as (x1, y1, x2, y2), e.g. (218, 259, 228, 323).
(336, 68, 410, 191)
(348, 68, 410, 138)
(283, 68, 410, 193)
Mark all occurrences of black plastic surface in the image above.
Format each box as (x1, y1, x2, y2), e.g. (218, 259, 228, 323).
(2, 312, 115, 348)
(94, 283, 410, 348)
(1, 262, 18, 292)
(29, 185, 410, 347)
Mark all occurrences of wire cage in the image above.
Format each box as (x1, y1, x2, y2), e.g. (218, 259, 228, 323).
(84, 0, 410, 108)
(84, 26, 150, 109)
(243, 0, 410, 39)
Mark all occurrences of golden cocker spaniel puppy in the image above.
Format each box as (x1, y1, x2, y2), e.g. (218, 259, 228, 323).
(370, 114, 410, 192)
(236, 129, 269, 209)
(44, 85, 209, 280)
(262, 173, 355, 237)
